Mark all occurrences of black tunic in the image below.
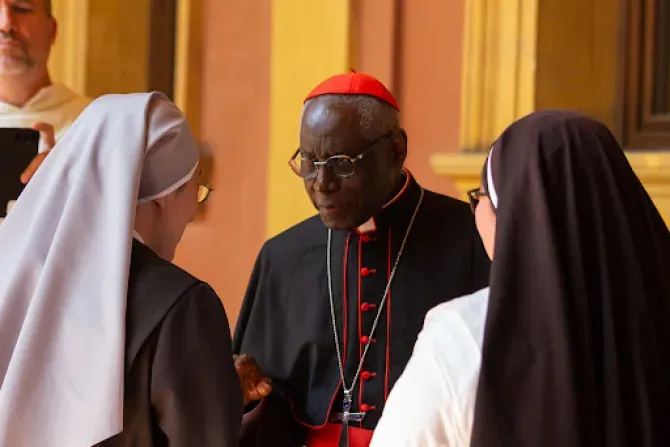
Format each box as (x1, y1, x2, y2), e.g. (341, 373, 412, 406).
(471, 111, 670, 447)
(97, 240, 243, 447)
(234, 175, 490, 445)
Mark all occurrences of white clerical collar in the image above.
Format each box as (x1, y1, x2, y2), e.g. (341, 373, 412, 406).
(0, 83, 78, 114)
(132, 231, 145, 244)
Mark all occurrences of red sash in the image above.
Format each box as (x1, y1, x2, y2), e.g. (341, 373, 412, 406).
(306, 423, 373, 447)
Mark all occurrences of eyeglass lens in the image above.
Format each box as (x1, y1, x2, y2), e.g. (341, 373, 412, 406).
(294, 156, 356, 179)
(197, 184, 212, 203)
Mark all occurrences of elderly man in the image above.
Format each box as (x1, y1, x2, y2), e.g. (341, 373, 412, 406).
(0, 0, 90, 183)
(233, 71, 491, 447)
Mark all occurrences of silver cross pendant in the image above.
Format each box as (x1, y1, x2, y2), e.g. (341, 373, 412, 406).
(336, 390, 366, 447)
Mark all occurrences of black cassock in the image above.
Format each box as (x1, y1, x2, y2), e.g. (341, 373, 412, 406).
(234, 174, 490, 446)
(97, 240, 243, 447)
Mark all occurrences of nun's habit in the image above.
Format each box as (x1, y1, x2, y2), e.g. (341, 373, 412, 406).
(371, 111, 670, 446)
(0, 93, 242, 446)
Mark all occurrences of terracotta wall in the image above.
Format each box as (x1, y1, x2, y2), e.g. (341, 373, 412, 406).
(173, 0, 270, 327)
(174, 0, 465, 328)
(355, 0, 465, 198)
(397, 0, 465, 198)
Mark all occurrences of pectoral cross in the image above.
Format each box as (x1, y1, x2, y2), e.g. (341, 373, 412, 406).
(334, 390, 366, 447)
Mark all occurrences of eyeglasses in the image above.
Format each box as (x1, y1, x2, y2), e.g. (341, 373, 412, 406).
(197, 183, 214, 204)
(288, 132, 393, 180)
(467, 188, 488, 213)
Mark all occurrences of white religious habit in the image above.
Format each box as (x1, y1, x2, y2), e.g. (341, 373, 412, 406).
(0, 82, 91, 152)
(369, 287, 490, 447)
(0, 92, 199, 447)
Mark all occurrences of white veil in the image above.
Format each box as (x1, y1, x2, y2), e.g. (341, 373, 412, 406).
(0, 92, 199, 446)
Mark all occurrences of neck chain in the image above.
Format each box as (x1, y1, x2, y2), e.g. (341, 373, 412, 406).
(326, 187, 424, 432)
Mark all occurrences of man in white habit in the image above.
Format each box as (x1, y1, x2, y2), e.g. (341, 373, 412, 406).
(0, 92, 242, 446)
(0, 0, 91, 183)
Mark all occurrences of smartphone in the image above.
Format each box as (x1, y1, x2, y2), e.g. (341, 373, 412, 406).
(0, 128, 39, 218)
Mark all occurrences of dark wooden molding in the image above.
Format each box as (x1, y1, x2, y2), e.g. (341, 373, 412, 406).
(148, 0, 177, 100)
(622, 0, 670, 150)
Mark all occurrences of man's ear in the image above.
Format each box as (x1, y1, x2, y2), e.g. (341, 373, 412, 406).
(392, 129, 408, 166)
(153, 195, 169, 211)
(50, 18, 58, 45)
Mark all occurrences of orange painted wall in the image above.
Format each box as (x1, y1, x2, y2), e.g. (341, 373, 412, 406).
(397, 0, 464, 198)
(173, 0, 270, 327)
(355, 0, 465, 198)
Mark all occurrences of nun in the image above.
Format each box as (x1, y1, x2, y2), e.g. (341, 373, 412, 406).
(0, 92, 242, 446)
(370, 110, 670, 446)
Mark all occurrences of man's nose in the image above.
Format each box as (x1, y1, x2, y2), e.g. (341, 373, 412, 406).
(0, 7, 16, 34)
(313, 164, 339, 193)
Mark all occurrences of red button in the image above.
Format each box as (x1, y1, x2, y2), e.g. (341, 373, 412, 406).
(360, 404, 376, 412)
(361, 371, 376, 380)
(360, 302, 377, 312)
(360, 336, 376, 344)
(360, 234, 376, 243)
(360, 267, 376, 277)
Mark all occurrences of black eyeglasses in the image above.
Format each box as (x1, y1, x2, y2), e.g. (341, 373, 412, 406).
(288, 132, 393, 180)
(467, 188, 488, 213)
(197, 183, 214, 204)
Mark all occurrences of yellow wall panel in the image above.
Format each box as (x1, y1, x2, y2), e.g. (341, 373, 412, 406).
(438, 0, 670, 229)
(48, 0, 89, 94)
(267, 0, 351, 237)
(47, 0, 150, 99)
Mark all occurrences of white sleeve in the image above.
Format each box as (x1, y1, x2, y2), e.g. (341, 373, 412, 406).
(370, 316, 459, 447)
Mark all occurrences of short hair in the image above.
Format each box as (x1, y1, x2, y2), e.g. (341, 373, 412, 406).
(301, 94, 400, 141)
(45, 0, 52, 17)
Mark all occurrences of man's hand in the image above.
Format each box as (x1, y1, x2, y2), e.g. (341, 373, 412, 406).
(20, 122, 56, 184)
(234, 354, 273, 405)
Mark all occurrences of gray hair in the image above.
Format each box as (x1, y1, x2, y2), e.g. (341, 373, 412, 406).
(301, 94, 400, 141)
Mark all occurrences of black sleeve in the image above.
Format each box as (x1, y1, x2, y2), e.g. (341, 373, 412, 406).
(150, 283, 243, 447)
(231, 245, 307, 446)
(232, 245, 265, 353)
